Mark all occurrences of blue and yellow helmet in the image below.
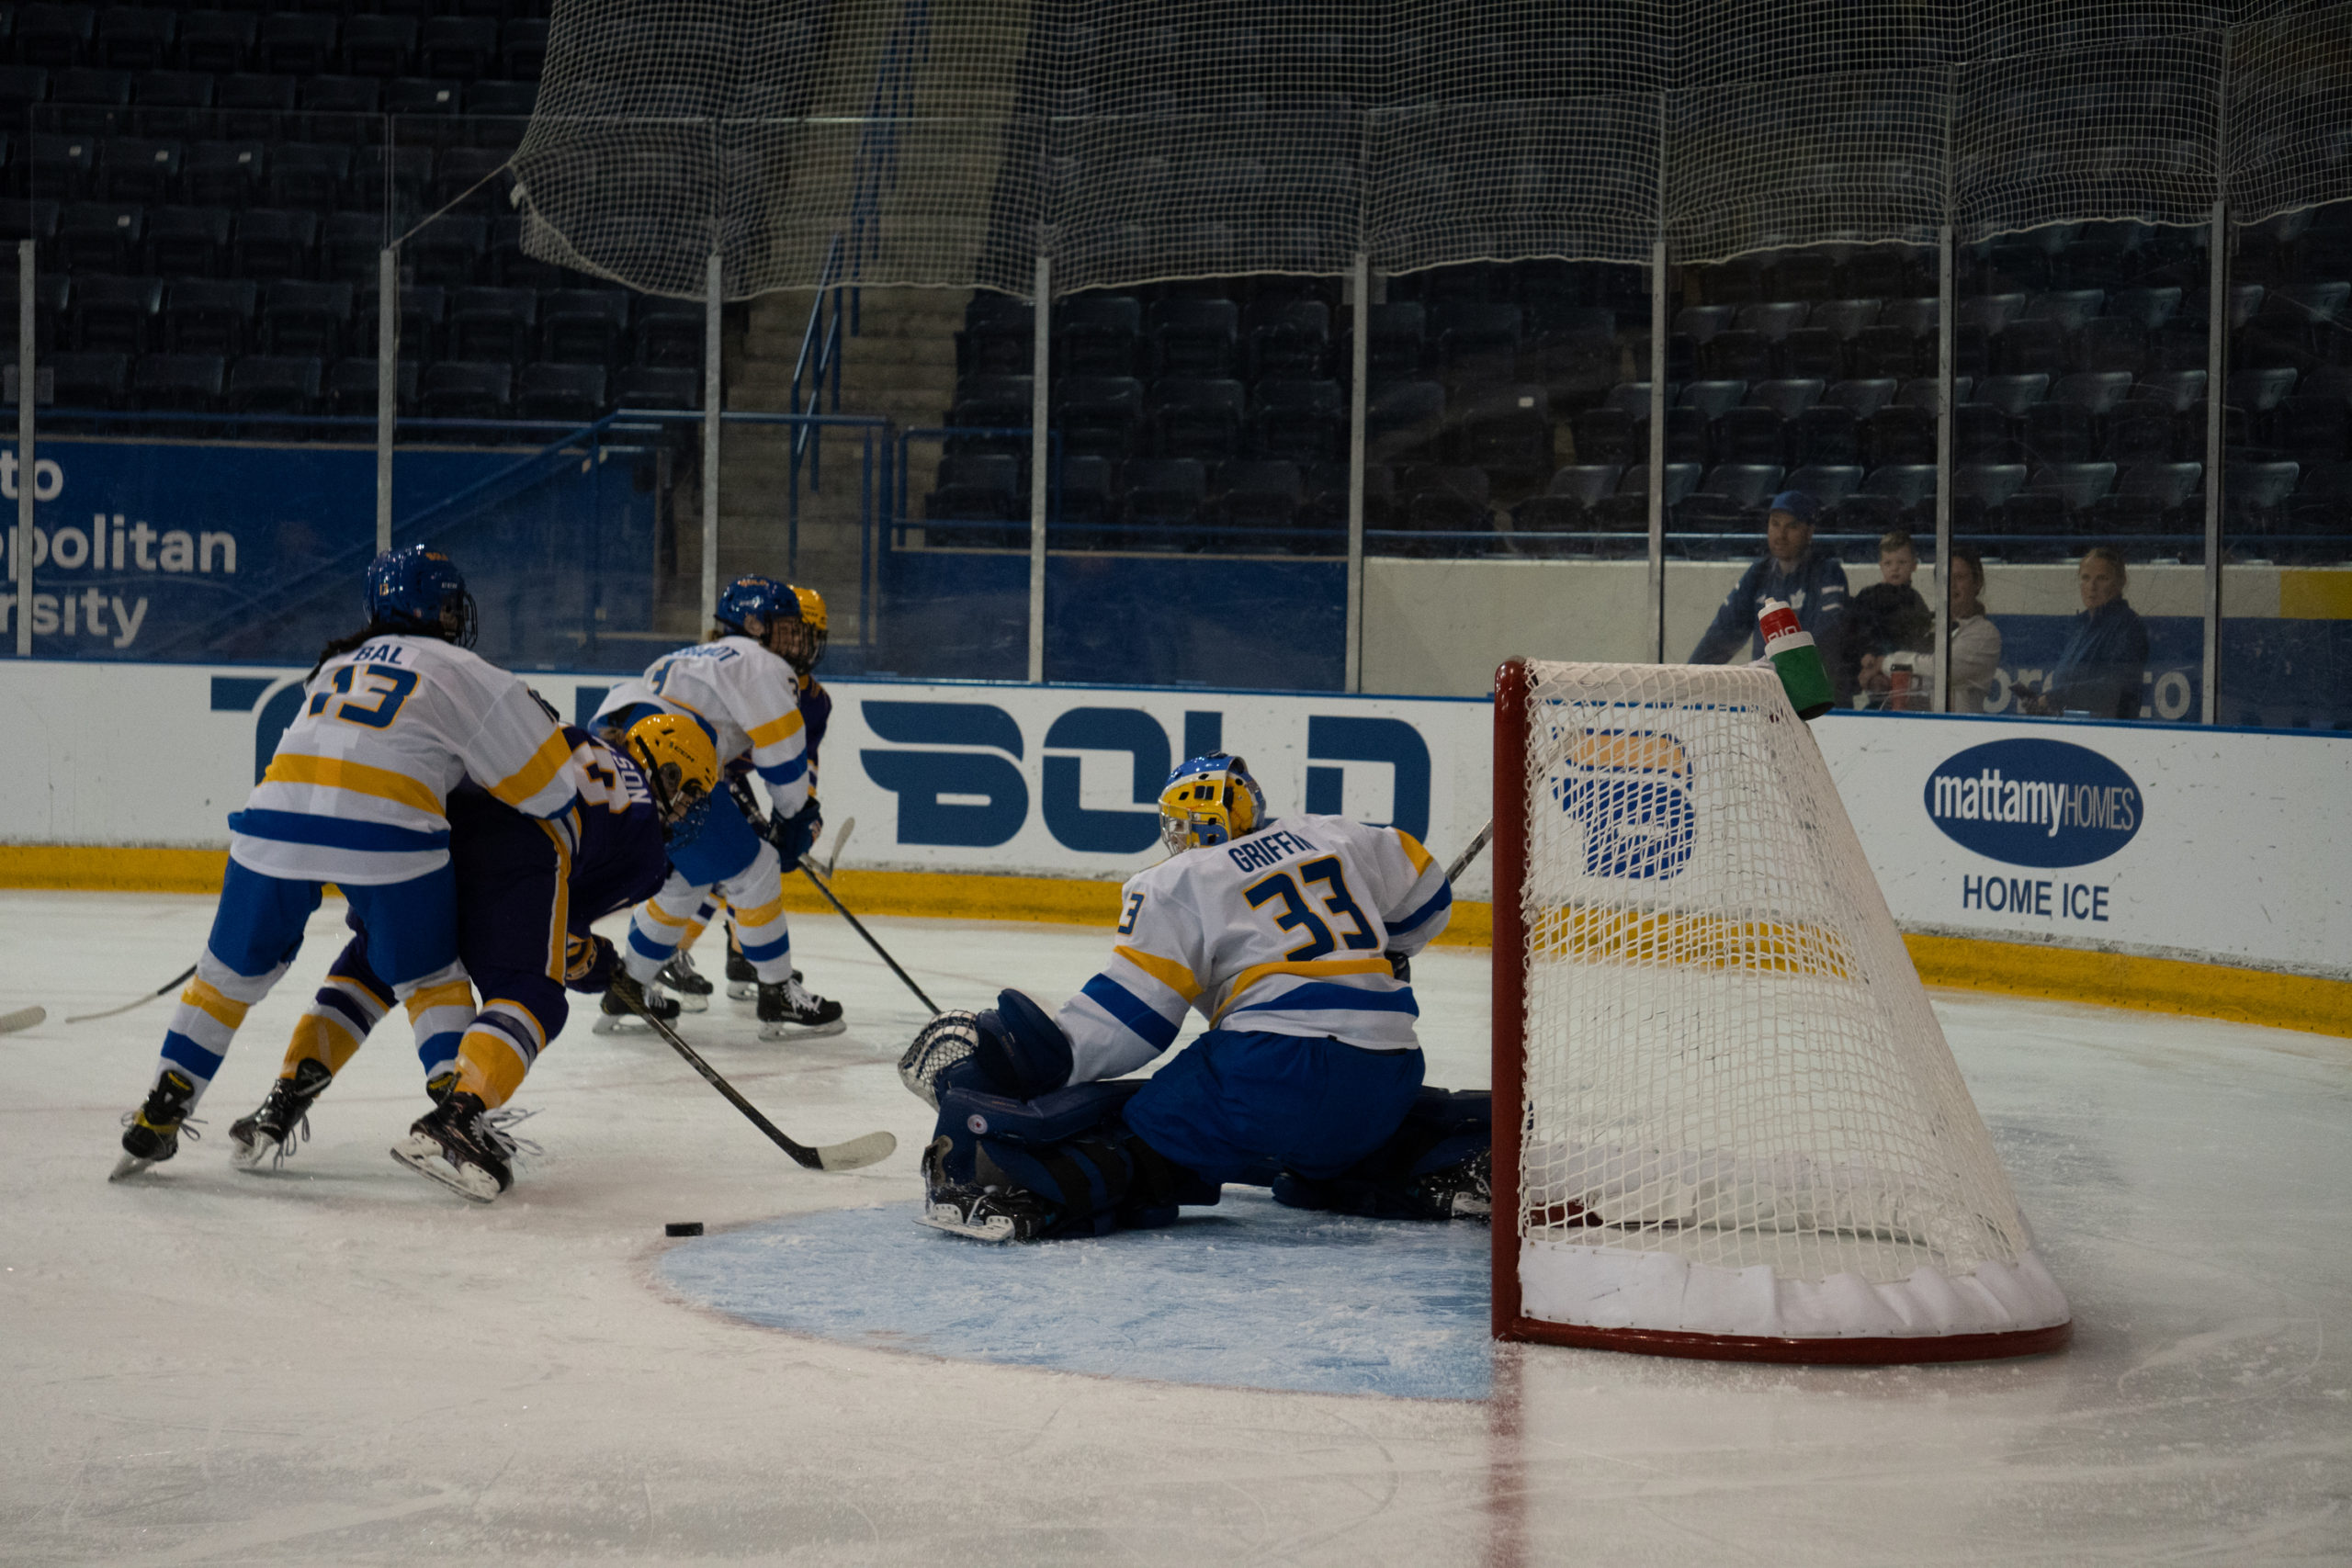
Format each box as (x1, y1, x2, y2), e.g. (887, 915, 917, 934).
(1157, 753, 1265, 855)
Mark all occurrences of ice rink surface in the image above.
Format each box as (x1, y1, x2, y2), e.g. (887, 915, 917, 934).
(3, 887, 2348, 1565)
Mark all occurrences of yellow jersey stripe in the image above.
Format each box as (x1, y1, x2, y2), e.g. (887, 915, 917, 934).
(403, 979, 475, 1020)
(537, 819, 573, 982)
(734, 891, 788, 928)
(1214, 955, 1396, 1022)
(488, 728, 573, 809)
(263, 753, 446, 817)
(747, 707, 807, 749)
(1395, 828, 1434, 875)
(641, 900, 693, 930)
(1114, 944, 1201, 1001)
(181, 977, 250, 1031)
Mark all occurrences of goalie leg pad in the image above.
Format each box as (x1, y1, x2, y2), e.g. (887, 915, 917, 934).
(1271, 1086, 1493, 1220)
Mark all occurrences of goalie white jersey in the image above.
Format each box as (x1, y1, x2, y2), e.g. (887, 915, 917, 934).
(592, 635, 811, 813)
(229, 634, 579, 886)
(1058, 814, 1453, 1086)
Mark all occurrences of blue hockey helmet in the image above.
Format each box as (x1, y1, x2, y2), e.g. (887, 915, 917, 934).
(712, 575, 796, 638)
(1157, 753, 1265, 855)
(364, 546, 476, 647)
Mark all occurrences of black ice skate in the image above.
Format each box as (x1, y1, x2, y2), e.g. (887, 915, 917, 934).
(593, 969, 680, 1035)
(913, 1135, 1059, 1242)
(390, 1091, 531, 1202)
(111, 1069, 199, 1180)
(229, 1056, 334, 1173)
(1412, 1149, 1493, 1222)
(654, 950, 712, 1013)
(724, 934, 756, 1000)
(756, 976, 844, 1041)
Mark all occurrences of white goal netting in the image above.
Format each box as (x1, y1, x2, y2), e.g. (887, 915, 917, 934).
(514, 0, 2352, 299)
(1506, 660, 2067, 1348)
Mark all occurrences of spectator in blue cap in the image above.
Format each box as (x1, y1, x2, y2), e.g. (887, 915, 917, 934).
(1687, 490, 1852, 683)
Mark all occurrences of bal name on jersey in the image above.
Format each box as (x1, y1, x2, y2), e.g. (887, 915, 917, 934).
(1057, 813, 1454, 1086)
(229, 635, 578, 886)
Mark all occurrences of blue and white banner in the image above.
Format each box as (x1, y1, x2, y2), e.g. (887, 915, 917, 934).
(3, 661, 2344, 979)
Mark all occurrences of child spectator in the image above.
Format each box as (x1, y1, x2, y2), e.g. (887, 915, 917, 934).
(1838, 530, 1935, 700)
(1862, 546, 2002, 712)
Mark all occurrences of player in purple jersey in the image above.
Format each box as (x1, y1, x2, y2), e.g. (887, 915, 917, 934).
(226, 715, 718, 1201)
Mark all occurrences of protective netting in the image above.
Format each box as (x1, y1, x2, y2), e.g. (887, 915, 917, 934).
(514, 0, 2352, 299)
(1508, 660, 2065, 1343)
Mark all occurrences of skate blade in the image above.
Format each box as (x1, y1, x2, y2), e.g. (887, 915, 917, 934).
(229, 1136, 289, 1174)
(108, 1152, 156, 1181)
(655, 987, 710, 1013)
(756, 1018, 848, 1043)
(389, 1141, 503, 1203)
(913, 1203, 1018, 1242)
(591, 1012, 656, 1035)
(724, 981, 756, 1000)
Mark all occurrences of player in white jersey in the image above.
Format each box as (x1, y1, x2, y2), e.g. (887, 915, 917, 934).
(112, 547, 580, 1180)
(590, 575, 842, 1040)
(898, 754, 1492, 1242)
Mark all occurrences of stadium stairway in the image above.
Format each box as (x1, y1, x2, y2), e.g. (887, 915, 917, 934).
(722, 286, 971, 615)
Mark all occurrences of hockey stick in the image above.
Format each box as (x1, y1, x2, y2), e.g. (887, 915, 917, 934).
(66, 963, 198, 1025)
(620, 993, 896, 1172)
(0, 1006, 44, 1035)
(796, 859, 940, 1014)
(728, 780, 941, 1014)
(1446, 819, 1495, 884)
(820, 817, 854, 879)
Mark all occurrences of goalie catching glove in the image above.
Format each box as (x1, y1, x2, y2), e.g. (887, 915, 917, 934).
(897, 989, 1074, 1109)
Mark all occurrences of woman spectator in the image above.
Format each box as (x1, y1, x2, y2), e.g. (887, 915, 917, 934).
(2018, 547, 2148, 719)
(1860, 545, 2002, 712)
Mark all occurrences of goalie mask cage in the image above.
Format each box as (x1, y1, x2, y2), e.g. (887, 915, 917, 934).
(1489, 659, 2070, 1364)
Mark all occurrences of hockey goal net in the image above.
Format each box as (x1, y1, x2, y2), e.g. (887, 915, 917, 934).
(1490, 658, 2071, 1363)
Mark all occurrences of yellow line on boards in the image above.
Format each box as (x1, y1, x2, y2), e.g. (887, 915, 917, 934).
(4, 845, 2337, 1039)
(1900, 933, 2351, 1042)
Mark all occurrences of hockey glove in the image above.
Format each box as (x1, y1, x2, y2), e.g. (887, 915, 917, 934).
(768, 795, 824, 865)
(563, 932, 618, 994)
(899, 1011, 982, 1108)
(1386, 950, 1412, 983)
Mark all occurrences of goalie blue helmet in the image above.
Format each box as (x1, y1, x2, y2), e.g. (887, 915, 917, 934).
(1157, 753, 1265, 854)
(364, 545, 476, 648)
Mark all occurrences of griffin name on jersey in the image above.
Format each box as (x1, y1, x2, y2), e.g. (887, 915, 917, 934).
(1059, 812, 1453, 1088)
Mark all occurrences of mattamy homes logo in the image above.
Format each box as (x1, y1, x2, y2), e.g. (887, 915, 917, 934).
(1923, 738, 2142, 869)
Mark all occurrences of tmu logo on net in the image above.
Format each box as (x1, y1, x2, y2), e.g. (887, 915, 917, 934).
(1925, 737, 2142, 923)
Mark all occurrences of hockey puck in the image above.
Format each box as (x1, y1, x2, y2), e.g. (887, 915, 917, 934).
(664, 1221, 704, 1237)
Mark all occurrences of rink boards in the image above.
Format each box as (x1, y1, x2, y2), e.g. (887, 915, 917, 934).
(0, 659, 2345, 996)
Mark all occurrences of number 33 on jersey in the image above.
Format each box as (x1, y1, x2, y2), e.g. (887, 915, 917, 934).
(1057, 814, 1454, 1086)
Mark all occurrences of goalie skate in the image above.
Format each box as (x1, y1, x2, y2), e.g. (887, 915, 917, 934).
(915, 1184, 1056, 1243)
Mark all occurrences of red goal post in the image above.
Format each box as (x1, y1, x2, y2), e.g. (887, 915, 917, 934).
(1487, 657, 2071, 1364)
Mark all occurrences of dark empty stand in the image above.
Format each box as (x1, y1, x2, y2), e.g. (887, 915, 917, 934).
(419, 359, 511, 419)
(72, 274, 162, 352)
(229, 354, 323, 417)
(164, 278, 256, 355)
(514, 362, 605, 423)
